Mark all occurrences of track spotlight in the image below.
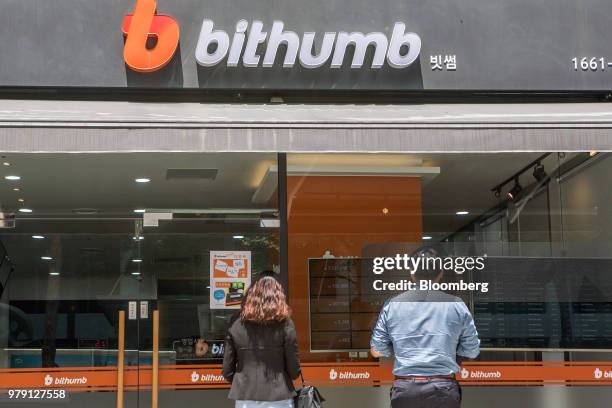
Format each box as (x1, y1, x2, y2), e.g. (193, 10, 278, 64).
(507, 178, 523, 201)
(532, 163, 547, 183)
(490, 154, 551, 202)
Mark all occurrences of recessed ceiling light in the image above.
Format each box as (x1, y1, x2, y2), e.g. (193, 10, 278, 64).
(422, 236, 433, 240)
(17, 198, 24, 202)
(72, 208, 99, 215)
(32, 235, 45, 239)
(49, 272, 60, 276)
(41, 256, 53, 260)
(18, 208, 32, 213)
(3, 162, 10, 166)
(233, 235, 244, 239)
(456, 210, 469, 215)
(131, 272, 141, 276)
(5, 175, 20, 180)
(132, 259, 142, 263)
(134, 209, 146, 213)
(12, 188, 20, 192)
(135, 178, 151, 183)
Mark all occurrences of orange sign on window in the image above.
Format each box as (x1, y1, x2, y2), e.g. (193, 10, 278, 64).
(122, 0, 179, 73)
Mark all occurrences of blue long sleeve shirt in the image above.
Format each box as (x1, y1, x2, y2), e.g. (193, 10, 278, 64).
(370, 290, 480, 376)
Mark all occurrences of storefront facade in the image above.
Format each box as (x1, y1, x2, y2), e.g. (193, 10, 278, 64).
(1, 0, 612, 407)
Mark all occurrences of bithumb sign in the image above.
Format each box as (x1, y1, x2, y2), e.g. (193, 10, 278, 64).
(190, 371, 226, 383)
(460, 368, 502, 380)
(329, 369, 371, 381)
(196, 20, 421, 69)
(123, 0, 421, 73)
(594, 368, 612, 379)
(44, 374, 88, 386)
(122, 0, 180, 72)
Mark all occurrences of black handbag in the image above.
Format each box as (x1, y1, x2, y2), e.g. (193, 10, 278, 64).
(294, 372, 325, 408)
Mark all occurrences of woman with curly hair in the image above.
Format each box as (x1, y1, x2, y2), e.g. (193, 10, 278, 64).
(223, 274, 301, 408)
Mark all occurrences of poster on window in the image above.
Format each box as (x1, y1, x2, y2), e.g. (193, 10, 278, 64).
(209, 251, 251, 309)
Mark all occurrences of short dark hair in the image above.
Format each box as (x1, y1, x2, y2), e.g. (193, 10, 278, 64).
(259, 269, 277, 278)
(411, 245, 447, 279)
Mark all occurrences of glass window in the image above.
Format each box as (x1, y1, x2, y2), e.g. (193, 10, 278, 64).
(0, 153, 278, 373)
(286, 153, 612, 361)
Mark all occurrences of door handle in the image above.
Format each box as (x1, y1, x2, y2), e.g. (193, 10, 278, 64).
(117, 310, 125, 408)
(152, 309, 159, 408)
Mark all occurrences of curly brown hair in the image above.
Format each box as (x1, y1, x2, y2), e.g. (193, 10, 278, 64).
(240, 276, 291, 324)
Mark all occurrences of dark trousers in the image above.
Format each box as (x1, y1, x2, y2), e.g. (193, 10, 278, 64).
(390, 378, 462, 408)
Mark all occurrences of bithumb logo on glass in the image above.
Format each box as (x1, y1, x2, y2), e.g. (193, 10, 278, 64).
(196, 20, 421, 69)
(594, 368, 612, 379)
(43, 374, 87, 386)
(190, 371, 225, 383)
(459, 369, 501, 379)
(328, 369, 371, 380)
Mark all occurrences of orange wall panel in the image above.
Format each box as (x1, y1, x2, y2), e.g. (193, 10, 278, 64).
(287, 176, 423, 360)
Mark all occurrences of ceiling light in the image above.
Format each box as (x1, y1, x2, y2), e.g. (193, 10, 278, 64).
(133, 235, 144, 240)
(532, 163, 547, 183)
(507, 178, 523, 201)
(18, 208, 32, 213)
(589, 151, 598, 157)
(3, 162, 10, 166)
(72, 208, 99, 215)
(494, 187, 501, 198)
(233, 235, 244, 239)
(456, 210, 469, 215)
(41, 256, 53, 260)
(12, 188, 20, 192)
(422, 236, 433, 240)
(382, 207, 389, 215)
(134, 209, 146, 213)
(131, 272, 141, 276)
(4, 175, 20, 180)
(49, 272, 60, 276)
(132, 259, 142, 263)
(135, 178, 151, 183)
(32, 235, 45, 239)
(17, 198, 24, 202)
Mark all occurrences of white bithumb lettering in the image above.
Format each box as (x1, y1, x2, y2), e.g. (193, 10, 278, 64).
(339, 371, 370, 379)
(195, 20, 421, 69)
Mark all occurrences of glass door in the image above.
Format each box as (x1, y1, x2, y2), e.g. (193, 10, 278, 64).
(0, 217, 143, 407)
(134, 212, 280, 407)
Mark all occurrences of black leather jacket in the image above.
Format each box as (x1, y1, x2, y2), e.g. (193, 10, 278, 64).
(222, 316, 301, 401)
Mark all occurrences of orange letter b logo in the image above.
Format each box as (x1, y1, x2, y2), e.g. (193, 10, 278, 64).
(122, 0, 180, 73)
